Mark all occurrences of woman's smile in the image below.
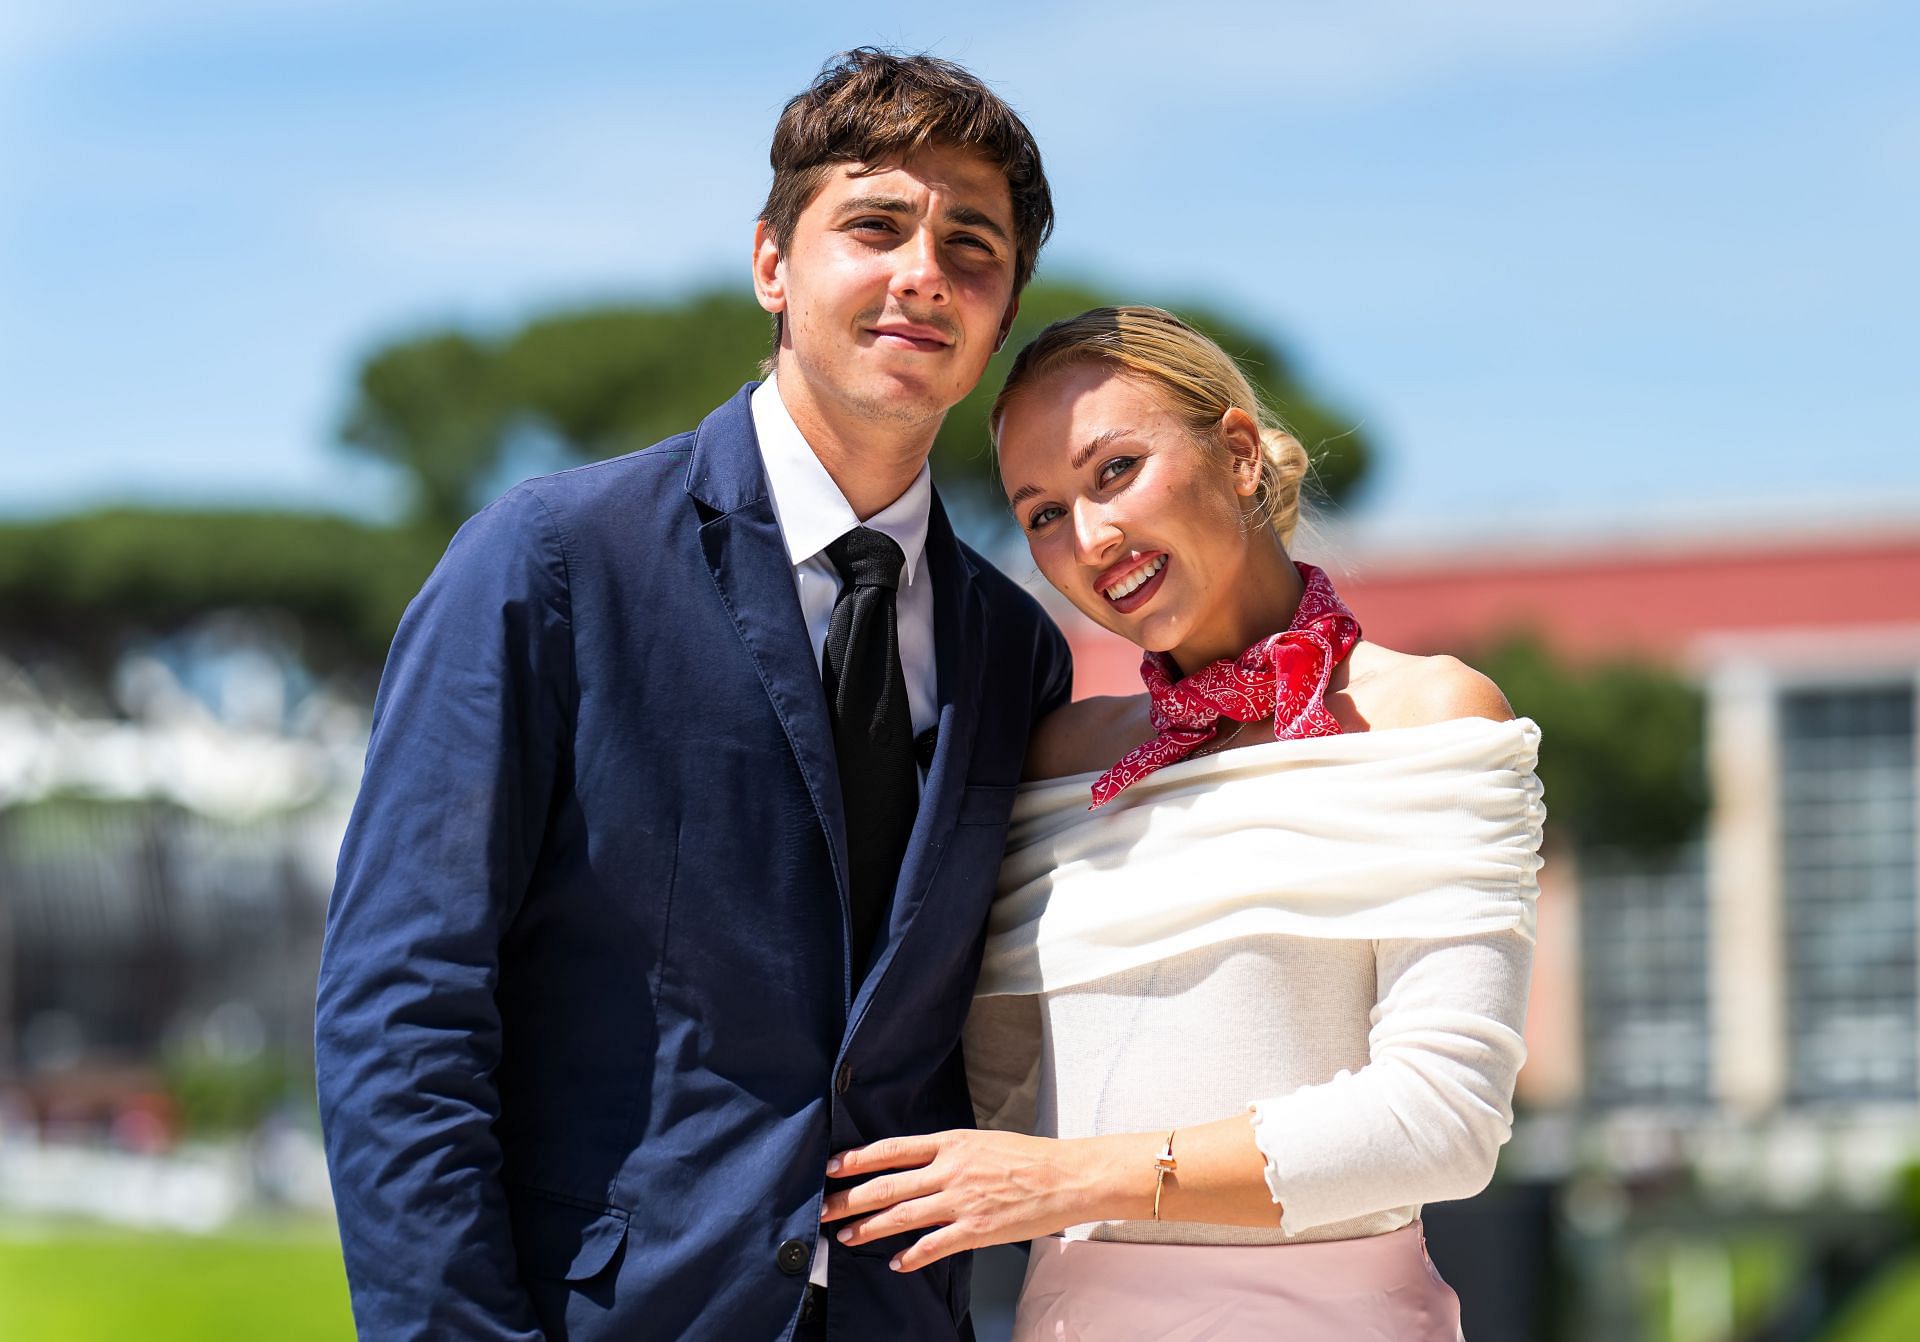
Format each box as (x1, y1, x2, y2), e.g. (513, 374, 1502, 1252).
(1099, 552, 1169, 612)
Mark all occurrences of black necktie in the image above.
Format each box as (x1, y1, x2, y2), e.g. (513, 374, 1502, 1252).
(822, 528, 919, 974)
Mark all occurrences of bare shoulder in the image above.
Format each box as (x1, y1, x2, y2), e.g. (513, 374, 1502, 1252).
(1412, 654, 1515, 726)
(1339, 644, 1514, 732)
(1025, 693, 1149, 781)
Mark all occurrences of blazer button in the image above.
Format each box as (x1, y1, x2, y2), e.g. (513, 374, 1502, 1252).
(777, 1238, 810, 1276)
(835, 1062, 853, 1095)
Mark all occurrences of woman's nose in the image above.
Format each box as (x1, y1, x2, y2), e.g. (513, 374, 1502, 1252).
(1073, 499, 1122, 562)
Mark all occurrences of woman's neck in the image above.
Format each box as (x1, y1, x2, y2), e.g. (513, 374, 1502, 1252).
(1165, 536, 1304, 678)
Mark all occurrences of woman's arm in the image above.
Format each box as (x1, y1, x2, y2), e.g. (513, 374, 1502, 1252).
(818, 1112, 1280, 1272)
(1251, 930, 1531, 1234)
(824, 926, 1533, 1269)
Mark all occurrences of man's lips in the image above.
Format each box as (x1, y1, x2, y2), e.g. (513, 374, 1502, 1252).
(868, 324, 952, 352)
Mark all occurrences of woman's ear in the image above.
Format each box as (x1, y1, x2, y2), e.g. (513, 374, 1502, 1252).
(1219, 408, 1264, 497)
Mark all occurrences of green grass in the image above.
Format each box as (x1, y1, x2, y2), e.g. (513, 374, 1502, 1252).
(0, 1222, 355, 1341)
(1823, 1249, 1920, 1342)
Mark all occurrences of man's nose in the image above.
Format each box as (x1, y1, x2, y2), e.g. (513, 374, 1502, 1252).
(889, 227, 949, 305)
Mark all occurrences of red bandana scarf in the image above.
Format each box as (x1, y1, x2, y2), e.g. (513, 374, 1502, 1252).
(1089, 562, 1361, 808)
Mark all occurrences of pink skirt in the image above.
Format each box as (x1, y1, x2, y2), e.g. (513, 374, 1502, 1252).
(1011, 1223, 1464, 1342)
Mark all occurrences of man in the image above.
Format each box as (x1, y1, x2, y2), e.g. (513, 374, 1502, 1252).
(315, 48, 1072, 1342)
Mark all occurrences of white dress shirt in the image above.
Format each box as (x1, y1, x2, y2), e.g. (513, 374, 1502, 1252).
(750, 377, 938, 743)
(750, 376, 941, 1288)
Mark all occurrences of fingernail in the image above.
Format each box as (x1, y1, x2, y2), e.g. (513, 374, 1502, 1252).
(826, 1157, 842, 1174)
(889, 1256, 902, 1272)
(836, 1228, 852, 1243)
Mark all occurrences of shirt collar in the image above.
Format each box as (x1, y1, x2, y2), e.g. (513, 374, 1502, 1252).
(751, 375, 931, 587)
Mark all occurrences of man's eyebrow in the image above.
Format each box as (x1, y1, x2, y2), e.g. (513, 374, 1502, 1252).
(1005, 431, 1139, 510)
(943, 204, 1012, 245)
(834, 195, 1012, 246)
(835, 194, 915, 218)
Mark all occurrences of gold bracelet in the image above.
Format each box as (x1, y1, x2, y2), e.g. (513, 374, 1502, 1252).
(1151, 1129, 1178, 1221)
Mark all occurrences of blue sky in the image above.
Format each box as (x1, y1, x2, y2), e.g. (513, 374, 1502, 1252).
(1, 1, 1913, 534)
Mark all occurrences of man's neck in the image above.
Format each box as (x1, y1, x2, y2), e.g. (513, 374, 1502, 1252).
(772, 367, 939, 522)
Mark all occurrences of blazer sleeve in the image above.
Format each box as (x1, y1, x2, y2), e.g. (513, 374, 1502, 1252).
(315, 485, 573, 1341)
(1034, 610, 1075, 719)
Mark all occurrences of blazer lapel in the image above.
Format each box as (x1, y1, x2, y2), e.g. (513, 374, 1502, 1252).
(855, 490, 986, 1011)
(688, 386, 854, 989)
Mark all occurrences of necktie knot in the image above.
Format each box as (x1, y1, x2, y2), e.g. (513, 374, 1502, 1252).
(826, 528, 905, 592)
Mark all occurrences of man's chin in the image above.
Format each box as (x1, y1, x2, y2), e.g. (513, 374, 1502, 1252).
(846, 368, 971, 425)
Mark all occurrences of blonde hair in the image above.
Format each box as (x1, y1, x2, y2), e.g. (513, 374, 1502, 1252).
(990, 305, 1312, 546)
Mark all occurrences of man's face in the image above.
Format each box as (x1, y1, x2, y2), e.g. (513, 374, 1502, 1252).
(754, 144, 1019, 431)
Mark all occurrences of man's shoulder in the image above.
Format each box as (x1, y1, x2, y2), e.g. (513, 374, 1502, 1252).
(484, 432, 700, 546)
(957, 542, 1073, 675)
(956, 540, 1052, 631)
(518, 433, 697, 507)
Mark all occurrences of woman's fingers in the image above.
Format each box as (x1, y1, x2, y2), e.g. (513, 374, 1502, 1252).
(831, 1194, 950, 1247)
(891, 1223, 972, 1273)
(827, 1132, 946, 1177)
(819, 1167, 943, 1223)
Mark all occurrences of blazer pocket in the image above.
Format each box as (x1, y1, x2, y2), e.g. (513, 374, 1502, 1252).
(956, 782, 1018, 827)
(508, 1185, 630, 1282)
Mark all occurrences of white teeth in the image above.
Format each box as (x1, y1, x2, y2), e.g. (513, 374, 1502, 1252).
(1104, 554, 1167, 601)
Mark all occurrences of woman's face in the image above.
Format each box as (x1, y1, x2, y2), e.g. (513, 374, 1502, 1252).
(997, 362, 1262, 665)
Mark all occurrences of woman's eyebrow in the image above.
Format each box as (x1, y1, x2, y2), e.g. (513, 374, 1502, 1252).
(1071, 429, 1136, 470)
(1007, 431, 1141, 508)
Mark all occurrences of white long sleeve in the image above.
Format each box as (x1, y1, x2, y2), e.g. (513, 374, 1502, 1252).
(1248, 931, 1532, 1235)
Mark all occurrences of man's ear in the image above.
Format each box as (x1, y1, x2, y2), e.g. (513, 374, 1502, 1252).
(994, 297, 1020, 355)
(752, 219, 785, 315)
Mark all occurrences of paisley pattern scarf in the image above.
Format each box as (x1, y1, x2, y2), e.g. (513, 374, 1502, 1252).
(1090, 562, 1361, 808)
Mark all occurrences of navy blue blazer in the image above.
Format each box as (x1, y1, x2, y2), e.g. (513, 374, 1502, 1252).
(315, 384, 1073, 1341)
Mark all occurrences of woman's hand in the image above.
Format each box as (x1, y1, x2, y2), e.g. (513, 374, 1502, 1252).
(820, 1129, 1147, 1272)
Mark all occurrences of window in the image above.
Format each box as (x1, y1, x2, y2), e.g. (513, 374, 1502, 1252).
(1781, 685, 1918, 1102)
(1582, 845, 1713, 1105)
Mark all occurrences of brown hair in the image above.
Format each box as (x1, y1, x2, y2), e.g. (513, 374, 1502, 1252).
(761, 48, 1053, 329)
(992, 306, 1313, 546)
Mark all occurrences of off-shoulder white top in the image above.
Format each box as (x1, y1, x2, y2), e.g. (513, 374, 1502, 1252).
(964, 715, 1545, 1244)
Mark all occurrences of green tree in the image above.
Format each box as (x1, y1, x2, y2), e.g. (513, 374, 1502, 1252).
(0, 284, 1375, 689)
(0, 510, 439, 678)
(338, 332, 508, 536)
(1474, 635, 1708, 852)
(338, 283, 1372, 535)
(504, 294, 774, 458)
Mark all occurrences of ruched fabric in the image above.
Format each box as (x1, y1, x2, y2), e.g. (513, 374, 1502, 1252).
(979, 716, 1545, 999)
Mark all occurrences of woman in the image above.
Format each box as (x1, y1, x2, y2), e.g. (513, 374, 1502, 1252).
(819, 307, 1544, 1339)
